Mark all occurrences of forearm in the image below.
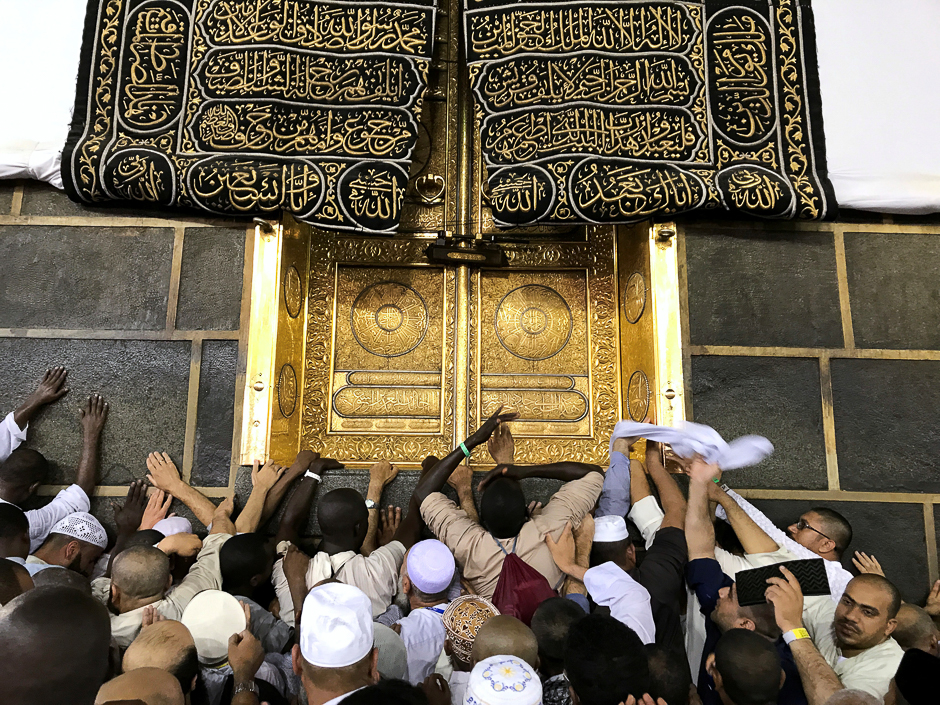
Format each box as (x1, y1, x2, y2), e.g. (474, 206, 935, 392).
(506, 462, 603, 483)
(392, 495, 423, 549)
(287, 565, 310, 624)
(168, 483, 218, 528)
(260, 458, 308, 524)
(75, 435, 101, 497)
(686, 479, 716, 559)
(13, 400, 41, 430)
(234, 487, 268, 534)
(414, 448, 466, 506)
(361, 479, 385, 556)
(630, 459, 653, 504)
(274, 475, 319, 545)
(789, 638, 845, 705)
(646, 458, 686, 528)
(456, 483, 479, 524)
(716, 491, 779, 555)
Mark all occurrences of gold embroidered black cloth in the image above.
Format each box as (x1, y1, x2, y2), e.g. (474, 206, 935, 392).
(62, 0, 436, 232)
(466, 0, 836, 225)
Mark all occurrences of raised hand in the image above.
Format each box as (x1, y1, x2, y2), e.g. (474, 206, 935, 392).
(422, 674, 452, 705)
(852, 551, 885, 577)
(79, 393, 108, 438)
(157, 533, 203, 558)
(112, 479, 149, 536)
(487, 422, 516, 464)
(468, 405, 519, 447)
(139, 488, 173, 531)
(447, 463, 473, 492)
(141, 605, 167, 627)
(765, 566, 805, 633)
(687, 455, 721, 485)
(251, 459, 287, 493)
(545, 522, 578, 574)
(369, 460, 399, 488)
(228, 629, 265, 684)
(146, 452, 183, 493)
(926, 579, 940, 618)
(378, 506, 402, 547)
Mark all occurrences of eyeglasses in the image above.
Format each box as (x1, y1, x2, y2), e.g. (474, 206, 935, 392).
(795, 518, 832, 542)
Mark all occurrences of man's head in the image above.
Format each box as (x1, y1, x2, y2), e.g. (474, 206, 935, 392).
(893, 604, 939, 655)
(0, 558, 33, 605)
(123, 620, 199, 696)
(893, 646, 940, 705)
(318, 488, 370, 550)
(443, 594, 500, 670)
(645, 644, 692, 705)
(125, 529, 166, 549)
(833, 574, 901, 651)
(401, 539, 455, 606)
(787, 508, 852, 560)
(110, 545, 172, 613)
(466, 656, 542, 705)
(0, 503, 29, 559)
(292, 583, 378, 699)
(589, 516, 636, 571)
(564, 615, 649, 705)
(220, 532, 274, 596)
(472, 614, 539, 667)
(95, 667, 184, 705)
(0, 447, 50, 504)
(530, 597, 585, 676)
(707, 629, 783, 705)
(480, 477, 527, 539)
(36, 512, 108, 576)
(0, 586, 111, 705)
(31, 565, 92, 595)
(711, 583, 782, 638)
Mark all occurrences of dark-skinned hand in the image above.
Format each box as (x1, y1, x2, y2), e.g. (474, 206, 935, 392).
(466, 405, 519, 449)
(112, 479, 149, 535)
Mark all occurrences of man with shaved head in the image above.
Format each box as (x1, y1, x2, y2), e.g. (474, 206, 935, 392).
(96, 667, 184, 705)
(0, 557, 32, 604)
(97, 499, 235, 647)
(0, 585, 111, 705)
(892, 603, 939, 655)
(123, 620, 200, 697)
(471, 614, 540, 667)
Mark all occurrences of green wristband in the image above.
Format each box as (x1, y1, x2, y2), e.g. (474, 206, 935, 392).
(459, 442, 471, 458)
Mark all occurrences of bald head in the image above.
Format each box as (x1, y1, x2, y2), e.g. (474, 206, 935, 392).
(96, 667, 184, 705)
(123, 621, 199, 695)
(0, 558, 32, 605)
(113, 545, 171, 600)
(318, 488, 368, 543)
(471, 615, 539, 666)
(0, 586, 110, 705)
(893, 603, 939, 654)
(32, 566, 92, 595)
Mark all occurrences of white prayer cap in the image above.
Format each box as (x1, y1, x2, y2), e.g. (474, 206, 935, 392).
(181, 590, 246, 665)
(407, 539, 456, 594)
(51, 512, 107, 549)
(464, 655, 542, 705)
(373, 623, 408, 680)
(593, 515, 629, 543)
(300, 583, 374, 668)
(152, 516, 193, 537)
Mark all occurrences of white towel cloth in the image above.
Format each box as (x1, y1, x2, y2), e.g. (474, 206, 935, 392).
(609, 420, 773, 470)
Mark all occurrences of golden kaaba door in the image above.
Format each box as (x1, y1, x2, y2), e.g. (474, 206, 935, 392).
(240, 216, 685, 468)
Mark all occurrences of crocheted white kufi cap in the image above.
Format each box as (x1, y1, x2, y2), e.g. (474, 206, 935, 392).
(464, 655, 542, 705)
(51, 511, 107, 549)
(181, 589, 247, 665)
(407, 539, 456, 594)
(300, 582, 374, 668)
(593, 515, 629, 543)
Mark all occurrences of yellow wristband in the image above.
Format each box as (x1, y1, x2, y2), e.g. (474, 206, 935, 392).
(783, 628, 810, 644)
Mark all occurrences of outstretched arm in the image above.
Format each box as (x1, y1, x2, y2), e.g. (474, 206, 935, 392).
(260, 450, 318, 525)
(361, 460, 399, 556)
(235, 460, 286, 534)
(273, 455, 341, 546)
(710, 483, 779, 555)
(686, 457, 718, 560)
(644, 442, 685, 529)
(479, 461, 604, 489)
(76, 394, 108, 498)
(146, 452, 217, 528)
(14, 367, 70, 430)
(413, 407, 518, 507)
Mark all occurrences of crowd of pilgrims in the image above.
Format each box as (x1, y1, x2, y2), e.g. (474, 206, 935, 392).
(0, 367, 937, 705)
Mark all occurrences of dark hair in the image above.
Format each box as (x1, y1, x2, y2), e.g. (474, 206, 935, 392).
(319, 489, 369, 538)
(810, 507, 853, 557)
(714, 629, 781, 705)
(741, 601, 782, 639)
(125, 529, 166, 548)
(0, 503, 28, 539)
(341, 679, 430, 705)
(31, 567, 92, 596)
(531, 597, 586, 662)
(220, 533, 271, 592)
(589, 538, 632, 569)
(852, 574, 902, 620)
(564, 615, 649, 705)
(171, 644, 200, 695)
(645, 644, 691, 705)
(0, 448, 49, 489)
(480, 477, 527, 539)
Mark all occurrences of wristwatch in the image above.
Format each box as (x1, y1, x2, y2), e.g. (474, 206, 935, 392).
(365, 499, 376, 509)
(304, 469, 321, 482)
(233, 680, 259, 697)
(783, 628, 811, 644)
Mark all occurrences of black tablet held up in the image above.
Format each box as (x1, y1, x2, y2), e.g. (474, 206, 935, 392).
(735, 558, 831, 607)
